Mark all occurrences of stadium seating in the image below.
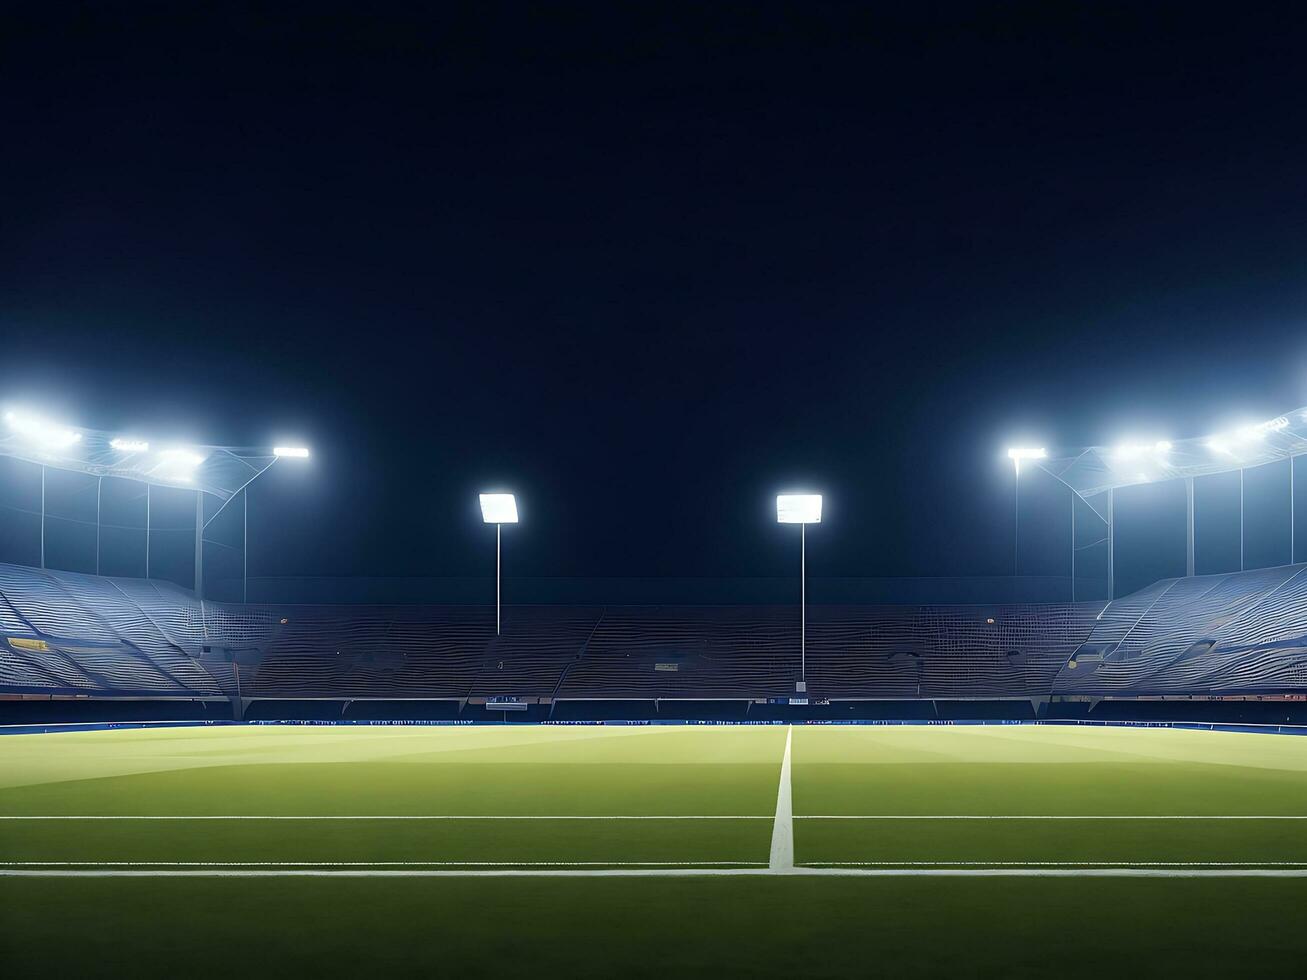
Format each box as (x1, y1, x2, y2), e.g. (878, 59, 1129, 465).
(3, 561, 1307, 709)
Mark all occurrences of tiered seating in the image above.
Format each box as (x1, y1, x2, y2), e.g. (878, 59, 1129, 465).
(1051, 566, 1307, 695)
(805, 603, 1101, 698)
(3, 559, 1307, 702)
(0, 565, 218, 695)
(248, 603, 489, 697)
(558, 606, 799, 699)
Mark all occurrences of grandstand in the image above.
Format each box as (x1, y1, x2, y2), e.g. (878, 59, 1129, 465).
(4, 559, 1307, 722)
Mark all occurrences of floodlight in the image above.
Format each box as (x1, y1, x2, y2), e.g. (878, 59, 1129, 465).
(158, 448, 204, 467)
(1207, 437, 1233, 454)
(1006, 446, 1046, 461)
(110, 438, 149, 452)
(1232, 417, 1287, 443)
(1154, 440, 1173, 452)
(480, 493, 518, 524)
(273, 446, 310, 458)
(776, 494, 822, 524)
(5, 411, 82, 449)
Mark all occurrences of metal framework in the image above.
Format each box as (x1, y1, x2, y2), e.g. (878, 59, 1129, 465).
(1, 418, 293, 599)
(1035, 410, 1307, 599)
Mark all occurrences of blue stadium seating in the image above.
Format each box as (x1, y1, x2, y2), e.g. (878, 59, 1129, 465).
(3, 561, 1307, 704)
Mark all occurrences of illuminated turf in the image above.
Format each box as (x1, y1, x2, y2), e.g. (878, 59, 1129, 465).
(5, 724, 1307, 977)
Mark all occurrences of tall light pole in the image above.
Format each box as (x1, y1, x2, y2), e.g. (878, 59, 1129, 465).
(479, 493, 518, 635)
(1006, 447, 1046, 583)
(776, 493, 822, 695)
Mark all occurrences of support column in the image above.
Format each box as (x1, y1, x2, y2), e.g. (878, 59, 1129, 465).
(39, 465, 46, 569)
(194, 491, 204, 599)
(800, 521, 806, 687)
(1070, 489, 1076, 602)
(1106, 487, 1115, 600)
(1186, 477, 1195, 577)
(1240, 468, 1245, 571)
(96, 477, 102, 576)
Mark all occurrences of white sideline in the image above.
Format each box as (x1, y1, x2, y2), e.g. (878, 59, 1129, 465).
(810, 861, 1307, 867)
(6, 813, 1307, 821)
(799, 815, 1307, 820)
(768, 726, 793, 871)
(0, 814, 771, 821)
(0, 861, 767, 867)
(8, 867, 1307, 878)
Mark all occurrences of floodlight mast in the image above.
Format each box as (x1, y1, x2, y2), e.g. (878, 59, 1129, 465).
(196, 447, 311, 600)
(1006, 448, 1046, 581)
(479, 493, 519, 635)
(776, 494, 822, 693)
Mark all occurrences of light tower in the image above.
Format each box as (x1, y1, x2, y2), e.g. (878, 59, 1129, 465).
(479, 492, 519, 635)
(776, 493, 822, 694)
(1006, 447, 1046, 579)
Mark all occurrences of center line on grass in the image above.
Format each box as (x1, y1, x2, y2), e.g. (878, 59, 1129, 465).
(768, 726, 794, 872)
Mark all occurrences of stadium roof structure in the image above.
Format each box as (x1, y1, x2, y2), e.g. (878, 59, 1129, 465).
(0, 410, 289, 500)
(1035, 409, 1307, 499)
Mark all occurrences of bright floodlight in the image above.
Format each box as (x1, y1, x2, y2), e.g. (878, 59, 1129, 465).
(158, 448, 204, 467)
(480, 493, 518, 524)
(1006, 446, 1046, 461)
(776, 494, 822, 524)
(5, 411, 82, 449)
(273, 446, 310, 458)
(110, 438, 149, 452)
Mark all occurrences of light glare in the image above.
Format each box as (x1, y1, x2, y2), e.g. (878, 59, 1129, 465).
(1112, 440, 1172, 461)
(776, 494, 822, 524)
(273, 446, 310, 458)
(480, 493, 519, 524)
(157, 448, 205, 468)
(110, 438, 149, 452)
(1006, 446, 1046, 461)
(4, 411, 82, 449)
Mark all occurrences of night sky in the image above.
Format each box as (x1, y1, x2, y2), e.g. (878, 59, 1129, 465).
(3, 5, 1307, 594)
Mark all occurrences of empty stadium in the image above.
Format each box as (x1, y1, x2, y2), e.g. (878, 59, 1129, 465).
(7, 412, 1307, 977)
(10, 6, 1307, 977)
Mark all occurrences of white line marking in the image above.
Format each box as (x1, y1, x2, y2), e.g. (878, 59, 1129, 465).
(808, 861, 1307, 867)
(0, 861, 767, 868)
(0, 815, 771, 821)
(769, 726, 794, 872)
(8, 867, 1307, 878)
(798, 815, 1307, 820)
(4, 814, 1306, 821)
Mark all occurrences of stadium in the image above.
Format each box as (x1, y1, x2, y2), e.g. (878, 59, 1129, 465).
(9, 6, 1307, 978)
(7, 408, 1307, 976)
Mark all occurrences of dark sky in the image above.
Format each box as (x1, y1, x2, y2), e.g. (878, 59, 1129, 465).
(3, 4, 1307, 589)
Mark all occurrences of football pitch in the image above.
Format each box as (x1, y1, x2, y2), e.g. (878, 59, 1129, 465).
(5, 723, 1307, 977)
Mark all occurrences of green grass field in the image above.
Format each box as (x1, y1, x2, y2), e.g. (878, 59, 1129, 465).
(5, 723, 1307, 977)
